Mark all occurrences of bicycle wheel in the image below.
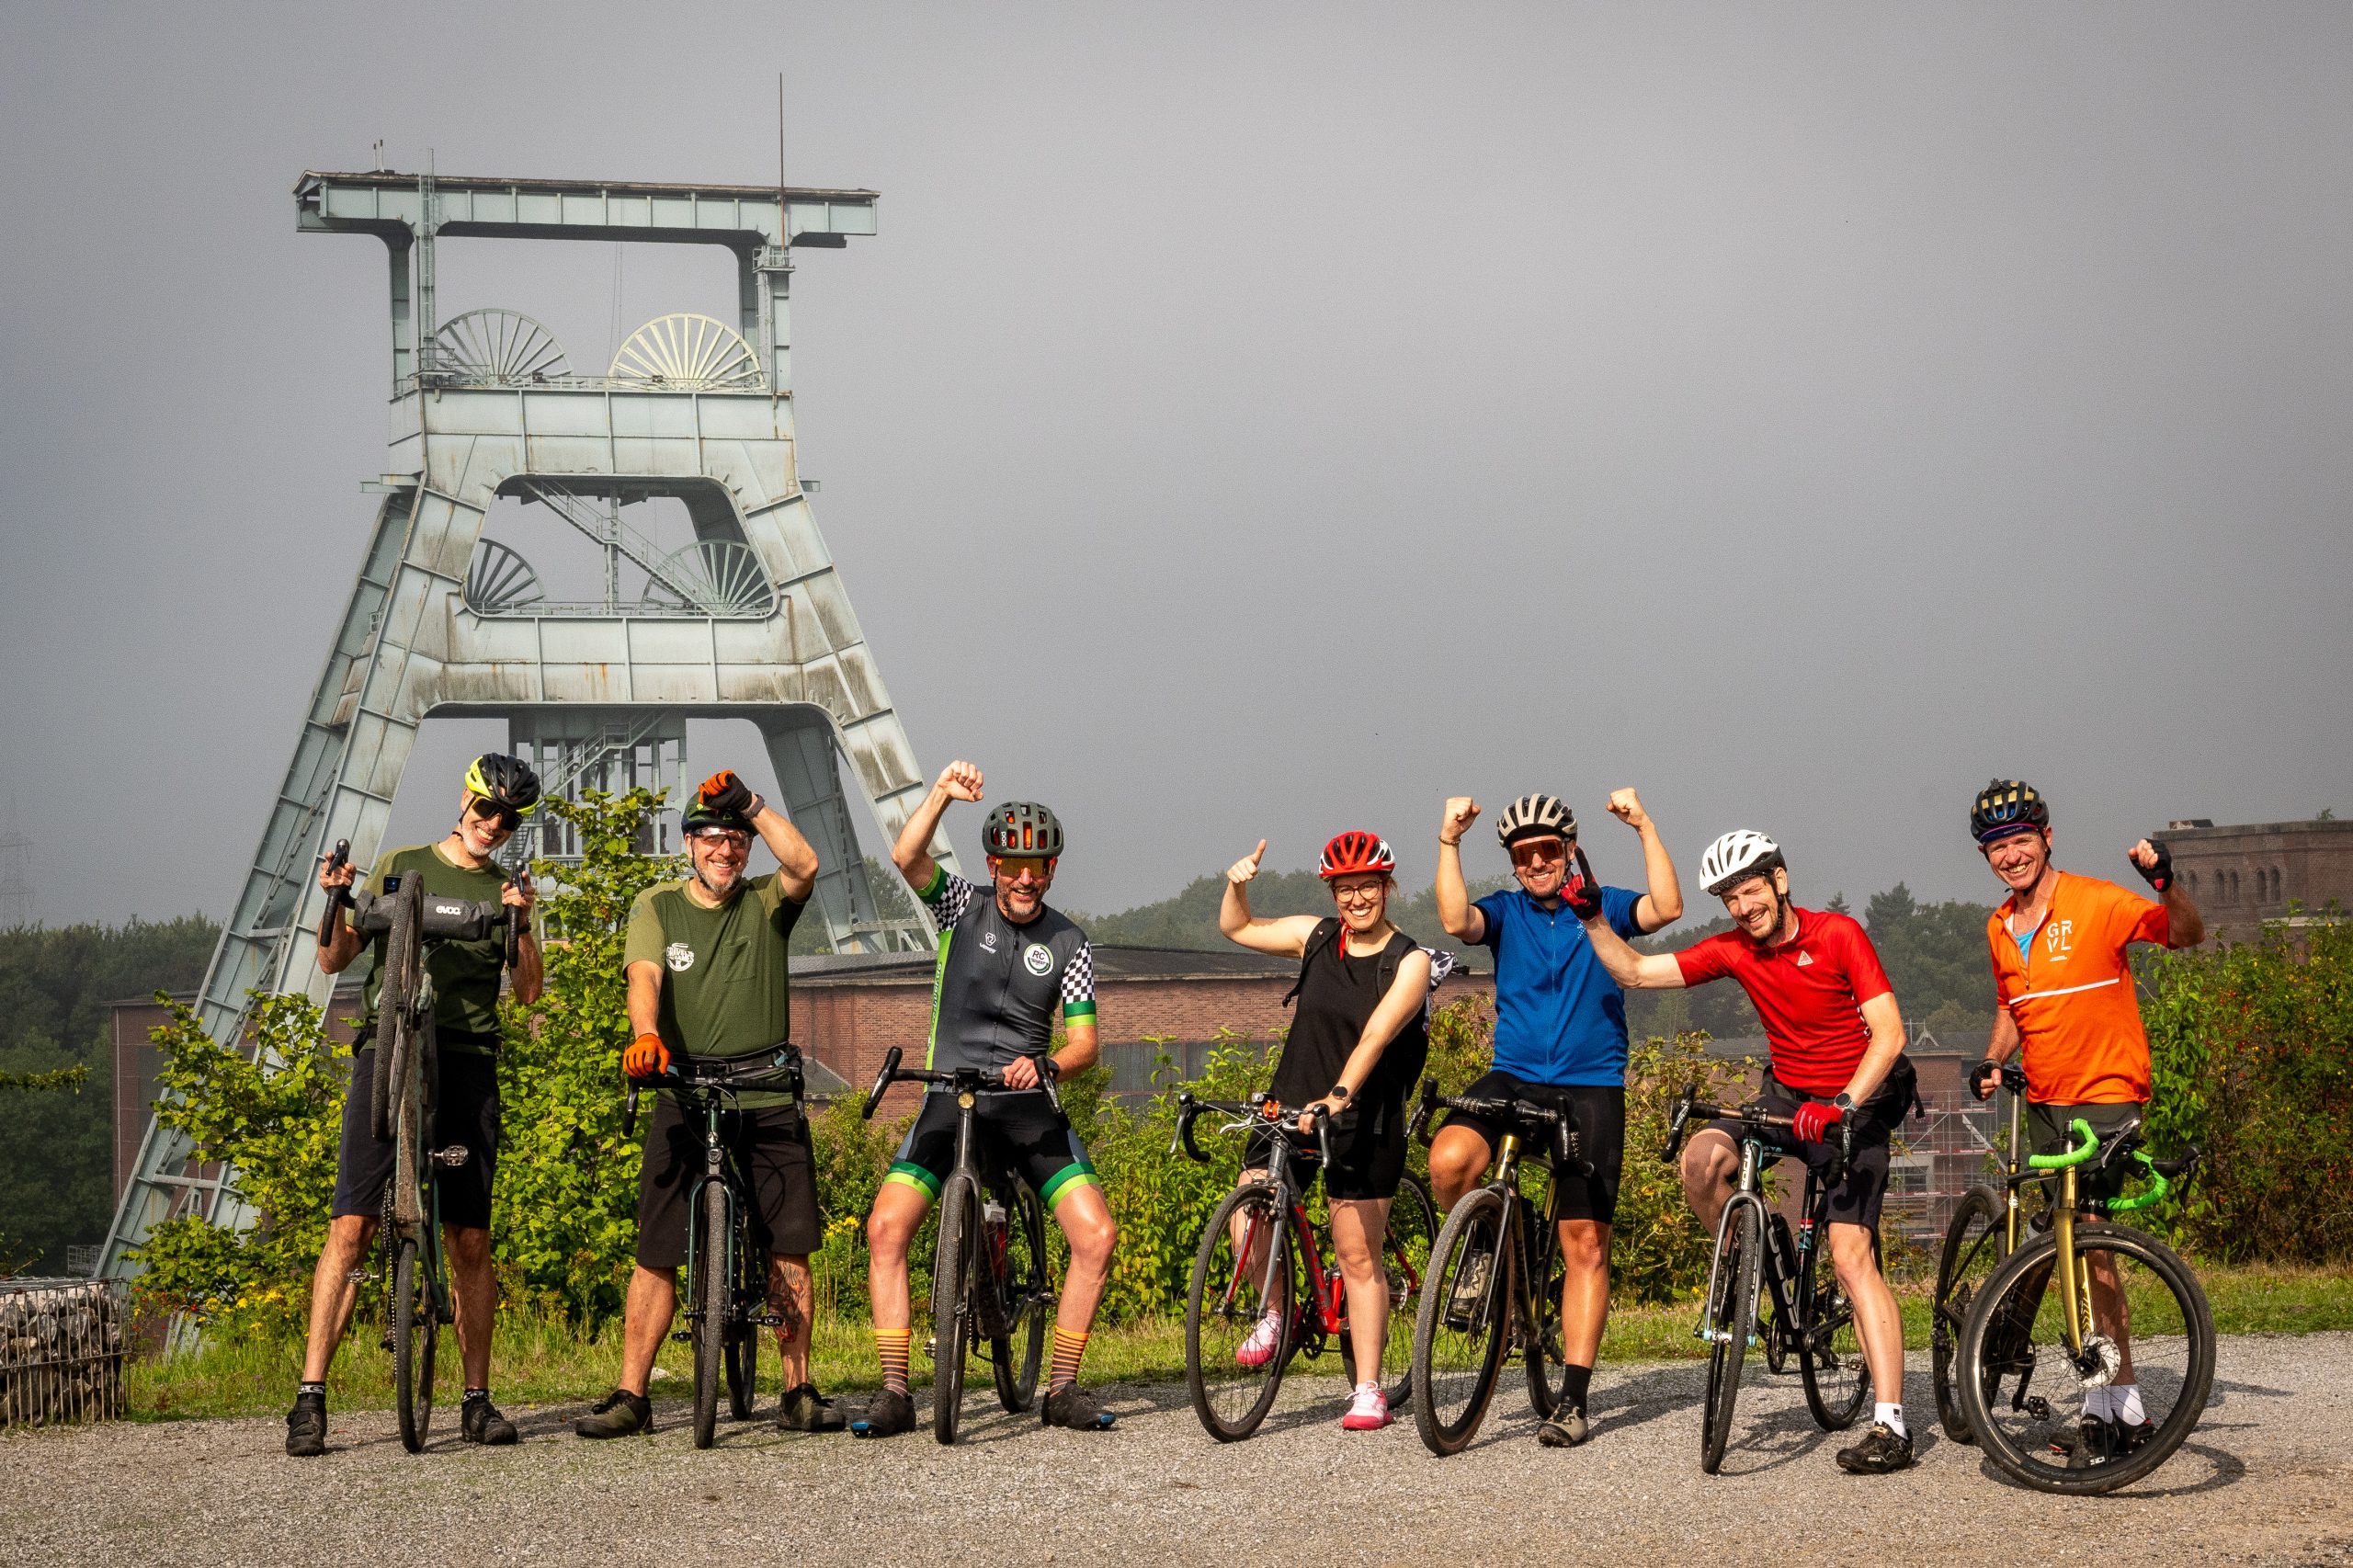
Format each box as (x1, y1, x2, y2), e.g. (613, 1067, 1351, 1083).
(929, 1174, 979, 1445)
(1185, 1183, 1296, 1441)
(1957, 1221, 2215, 1495)
(1521, 1187, 1569, 1420)
(1798, 1223, 1873, 1431)
(392, 1235, 438, 1453)
(1932, 1185, 2007, 1443)
(992, 1181, 1048, 1414)
(1411, 1186, 1513, 1456)
(1369, 1174, 1436, 1412)
(1700, 1202, 1762, 1474)
(724, 1199, 762, 1421)
(369, 878, 421, 1142)
(691, 1179, 728, 1449)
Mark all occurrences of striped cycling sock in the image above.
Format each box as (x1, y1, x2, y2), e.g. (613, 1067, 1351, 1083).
(876, 1327, 911, 1396)
(1049, 1326, 1089, 1392)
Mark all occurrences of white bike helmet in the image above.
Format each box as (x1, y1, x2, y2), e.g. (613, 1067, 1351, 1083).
(1494, 793, 1576, 847)
(1698, 830, 1785, 896)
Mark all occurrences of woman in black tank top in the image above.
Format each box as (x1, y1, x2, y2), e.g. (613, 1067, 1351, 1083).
(1216, 831, 1437, 1432)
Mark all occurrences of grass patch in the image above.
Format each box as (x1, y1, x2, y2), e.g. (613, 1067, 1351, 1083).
(124, 1262, 2353, 1421)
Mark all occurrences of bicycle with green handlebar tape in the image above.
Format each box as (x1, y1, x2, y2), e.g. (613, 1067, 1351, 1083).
(1953, 1114, 2214, 1494)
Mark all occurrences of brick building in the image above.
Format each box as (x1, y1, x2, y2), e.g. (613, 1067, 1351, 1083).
(2152, 816, 2353, 944)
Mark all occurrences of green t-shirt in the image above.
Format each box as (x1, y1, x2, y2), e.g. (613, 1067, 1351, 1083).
(624, 873, 807, 1107)
(358, 843, 511, 1052)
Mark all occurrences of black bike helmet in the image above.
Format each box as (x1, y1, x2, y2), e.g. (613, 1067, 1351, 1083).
(463, 753, 541, 815)
(982, 801, 1064, 858)
(681, 800, 754, 835)
(1970, 778, 2050, 845)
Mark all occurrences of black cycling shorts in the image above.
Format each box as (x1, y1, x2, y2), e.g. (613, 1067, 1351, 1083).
(332, 1038, 500, 1230)
(634, 1096, 823, 1267)
(1243, 1089, 1413, 1202)
(2029, 1099, 2147, 1206)
(1701, 1062, 1916, 1233)
(1441, 1072, 1626, 1227)
(885, 1089, 1099, 1210)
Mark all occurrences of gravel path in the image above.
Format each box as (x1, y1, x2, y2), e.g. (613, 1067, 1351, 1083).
(8, 1335, 2350, 1567)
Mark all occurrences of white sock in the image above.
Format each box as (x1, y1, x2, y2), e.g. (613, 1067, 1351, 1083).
(2112, 1383, 2144, 1426)
(1874, 1401, 1905, 1437)
(2082, 1384, 2112, 1422)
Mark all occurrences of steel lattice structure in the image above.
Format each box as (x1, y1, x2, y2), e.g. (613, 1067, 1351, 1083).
(102, 167, 952, 1277)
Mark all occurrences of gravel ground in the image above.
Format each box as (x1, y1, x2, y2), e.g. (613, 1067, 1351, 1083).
(8, 1335, 2350, 1568)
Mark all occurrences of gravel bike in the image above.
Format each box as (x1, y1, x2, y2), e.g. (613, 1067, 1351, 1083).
(339, 852, 518, 1454)
(1406, 1077, 1595, 1456)
(1932, 1061, 2029, 1443)
(624, 1046, 806, 1448)
(1659, 1088, 1873, 1474)
(1173, 1091, 1436, 1441)
(858, 1047, 1053, 1444)
(1954, 1116, 2212, 1494)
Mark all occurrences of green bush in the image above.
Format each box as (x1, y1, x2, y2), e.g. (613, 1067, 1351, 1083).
(2142, 912, 2353, 1264)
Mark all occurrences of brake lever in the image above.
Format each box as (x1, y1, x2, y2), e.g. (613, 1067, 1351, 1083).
(317, 838, 352, 948)
(862, 1047, 904, 1122)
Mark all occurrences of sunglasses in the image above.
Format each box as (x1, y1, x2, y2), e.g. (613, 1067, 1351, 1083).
(994, 856, 1052, 879)
(1508, 837, 1569, 867)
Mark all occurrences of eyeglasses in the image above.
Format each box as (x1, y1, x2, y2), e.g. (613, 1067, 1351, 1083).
(1508, 837, 1568, 868)
(687, 828, 750, 850)
(1331, 881, 1387, 906)
(994, 856, 1051, 879)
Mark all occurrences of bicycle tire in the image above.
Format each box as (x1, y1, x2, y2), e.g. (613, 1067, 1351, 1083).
(1956, 1221, 2215, 1495)
(1185, 1183, 1295, 1441)
(1349, 1172, 1433, 1414)
(993, 1181, 1048, 1414)
(392, 1235, 437, 1453)
(691, 1178, 728, 1449)
(1520, 1186, 1569, 1420)
(930, 1174, 978, 1445)
(1932, 1184, 2007, 1443)
(1797, 1222, 1873, 1431)
(1411, 1186, 1513, 1457)
(369, 877, 421, 1143)
(1700, 1202, 1762, 1474)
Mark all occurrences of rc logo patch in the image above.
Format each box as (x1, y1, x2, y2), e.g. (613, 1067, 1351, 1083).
(1023, 943, 1054, 976)
(665, 942, 695, 973)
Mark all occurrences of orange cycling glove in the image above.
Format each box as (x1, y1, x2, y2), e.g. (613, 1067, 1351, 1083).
(624, 1033, 671, 1079)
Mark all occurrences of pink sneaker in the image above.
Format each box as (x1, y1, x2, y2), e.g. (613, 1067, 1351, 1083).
(1341, 1381, 1392, 1430)
(1234, 1309, 1282, 1369)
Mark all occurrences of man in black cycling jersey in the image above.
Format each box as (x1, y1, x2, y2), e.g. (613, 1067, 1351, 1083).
(286, 754, 541, 1457)
(858, 760, 1119, 1436)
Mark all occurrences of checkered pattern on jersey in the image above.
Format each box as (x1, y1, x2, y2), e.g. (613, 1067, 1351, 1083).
(1060, 941, 1095, 1010)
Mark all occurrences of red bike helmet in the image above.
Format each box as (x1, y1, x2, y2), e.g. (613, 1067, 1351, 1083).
(1319, 831, 1396, 880)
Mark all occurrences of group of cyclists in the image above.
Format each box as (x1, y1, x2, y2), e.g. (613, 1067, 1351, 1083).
(284, 751, 2201, 1475)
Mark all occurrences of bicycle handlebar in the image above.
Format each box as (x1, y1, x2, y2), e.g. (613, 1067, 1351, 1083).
(1170, 1091, 1332, 1171)
(317, 839, 352, 948)
(1413, 1076, 1593, 1177)
(2027, 1117, 2100, 1171)
(859, 1047, 1063, 1120)
(1659, 1086, 1855, 1185)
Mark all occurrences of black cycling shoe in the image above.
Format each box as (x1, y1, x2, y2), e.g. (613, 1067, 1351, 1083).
(850, 1388, 915, 1438)
(778, 1382, 846, 1433)
(1834, 1422, 1915, 1474)
(1536, 1406, 1591, 1448)
(1041, 1382, 1116, 1431)
(461, 1394, 518, 1445)
(285, 1392, 327, 1458)
(574, 1389, 652, 1439)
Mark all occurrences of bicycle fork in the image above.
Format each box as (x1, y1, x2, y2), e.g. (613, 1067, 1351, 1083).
(1696, 1142, 1768, 1347)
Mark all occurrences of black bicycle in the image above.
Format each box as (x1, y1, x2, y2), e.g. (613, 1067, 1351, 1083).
(1660, 1088, 1872, 1474)
(328, 842, 518, 1454)
(858, 1047, 1053, 1444)
(624, 1047, 805, 1449)
(1406, 1077, 1594, 1456)
(1173, 1092, 1436, 1441)
(1932, 1061, 2030, 1443)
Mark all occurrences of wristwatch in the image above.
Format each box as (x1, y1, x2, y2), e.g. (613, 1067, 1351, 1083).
(1833, 1092, 1857, 1112)
(1327, 1084, 1352, 1102)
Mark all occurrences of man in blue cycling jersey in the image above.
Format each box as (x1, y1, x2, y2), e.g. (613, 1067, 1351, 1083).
(1431, 788, 1682, 1448)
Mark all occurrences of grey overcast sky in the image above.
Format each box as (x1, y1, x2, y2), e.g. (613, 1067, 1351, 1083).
(3, 2, 2347, 927)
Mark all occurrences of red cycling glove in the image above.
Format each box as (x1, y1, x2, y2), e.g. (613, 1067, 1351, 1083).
(1790, 1100, 1844, 1144)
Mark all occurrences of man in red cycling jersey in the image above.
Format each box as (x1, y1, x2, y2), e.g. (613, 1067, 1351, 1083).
(1574, 830, 1917, 1475)
(1963, 778, 2203, 1460)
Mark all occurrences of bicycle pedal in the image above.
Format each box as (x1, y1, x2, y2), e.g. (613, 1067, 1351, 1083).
(432, 1146, 471, 1167)
(670, 1331, 692, 1344)
(923, 1335, 938, 1359)
(756, 1313, 784, 1326)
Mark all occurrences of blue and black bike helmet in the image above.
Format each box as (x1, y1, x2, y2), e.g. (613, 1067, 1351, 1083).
(1970, 778, 2050, 845)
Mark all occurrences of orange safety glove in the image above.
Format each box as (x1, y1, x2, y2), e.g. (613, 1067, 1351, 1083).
(624, 1032, 671, 1080)
(697, 770, 756, 817)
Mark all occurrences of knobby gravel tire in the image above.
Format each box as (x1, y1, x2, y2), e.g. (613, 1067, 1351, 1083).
(1798, 1223, 1873, 1431)
(992, 1181, 1048, 1414)
(1932, 1184, 2007, 1444)
(1700, 1203, 1761, 1475)
(930, 1175, 978, 1445)
(1411, 1185, 1512, 1457)
(691, 1179, 728, 1449)
(392, 1236, 437, 1454)
(1185, 1183, 1294, 1442)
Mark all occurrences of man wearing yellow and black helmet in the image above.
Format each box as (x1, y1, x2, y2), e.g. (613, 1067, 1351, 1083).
(286, 754, 542, 1457)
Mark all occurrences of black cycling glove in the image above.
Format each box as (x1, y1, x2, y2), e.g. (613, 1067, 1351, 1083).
(1563, 846, 1606, 921)
(2134, 840, 2173, 893)
(1969, 1058, 1999, 1102)
(698, 769, 756, 817)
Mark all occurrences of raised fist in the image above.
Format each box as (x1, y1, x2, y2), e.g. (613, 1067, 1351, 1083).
(1607, 789, 1649, 831)
(1439, 797, 1481, 846)
(937, 761, 985, 802)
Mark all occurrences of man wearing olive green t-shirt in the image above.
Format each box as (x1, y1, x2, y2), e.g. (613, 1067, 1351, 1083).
(577, 769, 841, 1438)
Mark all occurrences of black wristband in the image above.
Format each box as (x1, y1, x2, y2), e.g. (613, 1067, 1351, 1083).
(1040, 1056, 1061, 1084)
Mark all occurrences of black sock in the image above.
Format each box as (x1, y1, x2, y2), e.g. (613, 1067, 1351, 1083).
(297, 1381, 326, 1402)
(463, 1387, 490, 1403)
(1561, 1364, 1593, 1411)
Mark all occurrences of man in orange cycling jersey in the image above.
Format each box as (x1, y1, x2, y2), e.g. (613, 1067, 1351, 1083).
(1964, 778, 2203, 1460)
